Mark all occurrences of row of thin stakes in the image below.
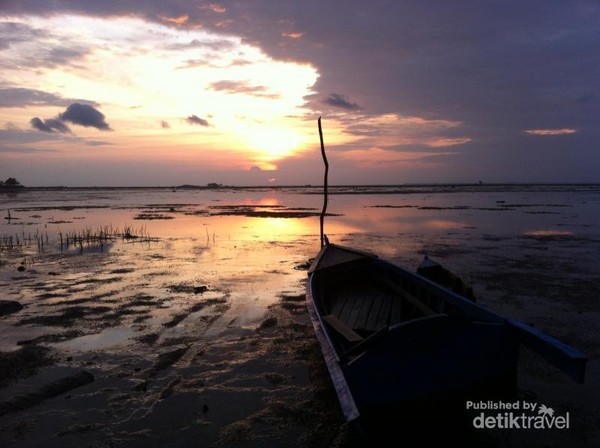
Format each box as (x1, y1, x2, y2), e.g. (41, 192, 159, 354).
(0, 225, 153, 253)
(1, 230, 48, 252)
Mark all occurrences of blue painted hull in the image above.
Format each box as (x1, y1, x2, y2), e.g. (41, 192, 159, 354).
(307, 244, 586, 427)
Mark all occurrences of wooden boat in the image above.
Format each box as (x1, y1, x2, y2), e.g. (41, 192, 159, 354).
(417, 256, 476, 302)
(306, 243, 587, 430)
(307, 118, 587, 434)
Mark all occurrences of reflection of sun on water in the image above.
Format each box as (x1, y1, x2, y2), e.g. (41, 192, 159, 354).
(248, 217, 312, 240)
(525, 229, 574, 237)
(426, 219, 468, 230)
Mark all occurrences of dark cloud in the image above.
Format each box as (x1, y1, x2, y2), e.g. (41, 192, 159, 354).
(323, 93, 360, 110)
(0, 87, 99, 108)
(30, 117, 71, 133)
(160, 120, 171, 129)
(28, 102, 111, 135)
(0, 21, 49, 50)
(0, 88, 64, 108)
(1, 21, 89, 69)
(43, 46, 89, 68)
(59, 103, 111, 130)
(186, 115, 209, 126)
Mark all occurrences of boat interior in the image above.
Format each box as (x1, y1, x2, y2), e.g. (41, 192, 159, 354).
(314, 258, 466, 352)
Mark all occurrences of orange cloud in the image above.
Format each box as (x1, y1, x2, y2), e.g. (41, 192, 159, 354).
(425, 137, 472, 147)
(160, 15, 189, 25)
(282, 32, 304, 39)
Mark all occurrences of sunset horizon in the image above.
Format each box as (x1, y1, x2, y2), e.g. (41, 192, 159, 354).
(1, 2, 598, 187)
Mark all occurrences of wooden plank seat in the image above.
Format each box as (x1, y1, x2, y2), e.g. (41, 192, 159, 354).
(323, 314, 364, 343)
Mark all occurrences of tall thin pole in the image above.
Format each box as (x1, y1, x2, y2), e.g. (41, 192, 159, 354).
(318, 116, 329, 247)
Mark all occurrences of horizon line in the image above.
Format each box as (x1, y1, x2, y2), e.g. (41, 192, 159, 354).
(4, 182, 600, 190)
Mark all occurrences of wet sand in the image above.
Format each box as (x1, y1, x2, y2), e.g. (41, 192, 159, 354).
(1, 186, 599, 447)
(0, 242, 347, 447)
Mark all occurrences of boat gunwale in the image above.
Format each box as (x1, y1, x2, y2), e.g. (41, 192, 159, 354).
(306, 276, 361, 423)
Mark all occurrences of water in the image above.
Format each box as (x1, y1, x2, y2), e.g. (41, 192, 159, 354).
(1, 185, 599, 447)
(1, 184, 599, 352)
(3, 184, 599, 253)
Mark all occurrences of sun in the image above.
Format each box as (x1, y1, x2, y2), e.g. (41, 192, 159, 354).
(240, 125, 305, 168)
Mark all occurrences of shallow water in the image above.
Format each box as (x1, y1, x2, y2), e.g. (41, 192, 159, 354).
(3, 184, 599, 248)
(2, 185, 600, 352)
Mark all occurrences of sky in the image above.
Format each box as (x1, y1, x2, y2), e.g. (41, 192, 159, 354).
(1, 1, 599, 186)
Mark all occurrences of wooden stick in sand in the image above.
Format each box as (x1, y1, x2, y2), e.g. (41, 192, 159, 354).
(318, 117, 329, 247)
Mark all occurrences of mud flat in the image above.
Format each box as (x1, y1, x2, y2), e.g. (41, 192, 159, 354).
(0, 239, 351, 447)
(1, 185, 599, 446)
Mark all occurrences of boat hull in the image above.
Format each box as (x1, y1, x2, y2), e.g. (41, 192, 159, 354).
(306, 244, 586, 428)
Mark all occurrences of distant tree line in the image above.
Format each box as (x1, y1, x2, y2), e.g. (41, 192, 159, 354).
(0, 177, 24, 189)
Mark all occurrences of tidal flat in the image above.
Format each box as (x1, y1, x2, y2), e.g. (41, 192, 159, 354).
(1, 185, 599, 447)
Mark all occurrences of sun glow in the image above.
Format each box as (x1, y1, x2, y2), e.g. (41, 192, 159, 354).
(240, 124, 307, 168)
(1, 14, 319, 174)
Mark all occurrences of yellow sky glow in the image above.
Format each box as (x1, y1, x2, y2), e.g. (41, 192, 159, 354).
(1, 15, 321, 170)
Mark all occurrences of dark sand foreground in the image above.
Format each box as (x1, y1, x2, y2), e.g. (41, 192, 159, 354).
(0, 240, 351, 447)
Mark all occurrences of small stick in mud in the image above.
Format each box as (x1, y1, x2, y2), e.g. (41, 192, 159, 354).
(318, 116, 329, 247)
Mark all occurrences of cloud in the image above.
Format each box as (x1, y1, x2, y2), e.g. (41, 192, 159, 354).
(176, 59, 209, 70)
(0, 87, 99, 108)
(282, 32, 303, 39)
(30, 117, 71, 133)
(166, 37, 236, 52)
(85, 140, 112, 146)
(0, 21, 49, 50)
(1, 2, 599, 184)
(208, 80, 280, 99)
(323, 93, 360, 110)
(204, 4, 227, 13)
(0, 88, 64, 108)
(1, 123, 70, 148)
(1, 21, 89, 70)
(177, 57, 253, 70)
(425, 137, 472, 147)
(160, 120, 171, 129)
(0, 145, 57, 154)
(43, 46, 89, 68)
(186, 115, 210, 126)
(524, 129, 577, 136)
(160, 14, 189, 25)
(58, 103, 111, 130)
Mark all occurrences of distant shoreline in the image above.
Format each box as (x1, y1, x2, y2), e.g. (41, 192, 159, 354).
(3, 183, 599, 194)
(4, 182, 600, 189)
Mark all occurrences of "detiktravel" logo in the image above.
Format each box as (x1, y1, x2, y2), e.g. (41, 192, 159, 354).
(467, 400, 570, 430)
